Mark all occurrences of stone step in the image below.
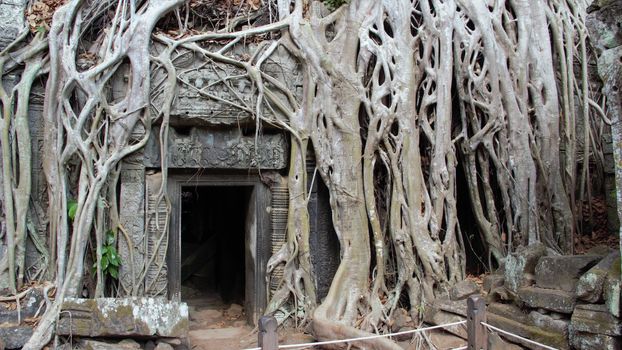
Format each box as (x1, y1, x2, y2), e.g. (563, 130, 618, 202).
(535, 255, 602, 292)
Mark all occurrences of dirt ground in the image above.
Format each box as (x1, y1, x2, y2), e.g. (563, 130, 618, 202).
(184, 291, 469, 350)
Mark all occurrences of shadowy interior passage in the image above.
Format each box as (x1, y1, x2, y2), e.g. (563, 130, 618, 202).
(180, 185, 251, 304)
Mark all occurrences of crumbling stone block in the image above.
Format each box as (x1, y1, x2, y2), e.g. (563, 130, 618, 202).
(56, 298, 188, 338)
(0, 325, 33, 349)
(487, 303, 568, 350)
(449, 280, 479, 301)
(535, 255, 601, 292)
(603, 256, 621, 317)
(0, 289, 45, 324)
(517, 286, 576, 314)
(528, 311, 569, 335)
(504, 243, 547, 293)
(576, 252, 619, 303)
(423, 303, 467, 339)
(571, 304, 621, 337)
(569, 331, 621, 350)
(483, 274, 504, 294)
(79, 339, 141, 350)
(429, 298, 468, 317)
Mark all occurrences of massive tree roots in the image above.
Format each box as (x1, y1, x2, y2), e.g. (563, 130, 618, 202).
(0, 0, 607, 349)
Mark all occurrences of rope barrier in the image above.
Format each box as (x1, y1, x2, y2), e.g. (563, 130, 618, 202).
(481, 321, 559, 350)
(243, 320, 467, 350)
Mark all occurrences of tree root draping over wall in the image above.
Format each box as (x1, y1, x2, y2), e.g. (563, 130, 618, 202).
(0, 0, 608, 349)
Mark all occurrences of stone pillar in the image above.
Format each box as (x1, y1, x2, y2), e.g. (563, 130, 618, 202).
(118, 154, 146, 296)
(144, 171, 168, 297)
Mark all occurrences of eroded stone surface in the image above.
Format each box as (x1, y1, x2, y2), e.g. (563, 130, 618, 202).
(603, 259, 621, 317)
(80, 339, 143, 350)
(518, 286, 576, 314)
(571, 304, 621, 336)
(0, 0, 26, 50)
(57, 298, 188, 338)
(528, 311, 569, 335)
(569, 331, 621, 350)
(0, 325, 32, 349)
(144, 127, 288, 170)
(535, 255, 601, 292)
(430, 298, 468, 317)
(483, 274, 504, 294)
(576, 252, 619, 303)
(422, 307, 467, 339)
(449, 280, 479, 301)
(0, 289, 45, 324)
(488, 332, 523, 350)
(504, 243, 547, 293)
(487, 312, 568, 350)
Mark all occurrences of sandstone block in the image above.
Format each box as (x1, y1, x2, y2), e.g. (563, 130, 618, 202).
(80, 339, 142, 350)
(528, 311, 569, 335)
(504, 243, 547, 293)
(576, 252, 619, 303)
(449, 280, 479, 301)
(487, 312, 568, 349)
(603, 257, 621, 317)
(0, 289, 45, 324)
(154, 343, 174, 350)
(0, 325, 32, 349)
(423, 306, 467, 339)
(431, 298, 467, 317)
(535, 255, 601, 292)
(483, 274, 504, 293)
(569, 331, 621, 350)
(488, 333, 523, 350)
(570, 304, 621, 336)
(57, 298, 188, 338)
(518, 286, 576, 314)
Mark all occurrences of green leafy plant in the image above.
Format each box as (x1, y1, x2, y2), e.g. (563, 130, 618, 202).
(67, 199, 78, 221)
(323, 0, 348, 10)
(93, 230, 121, 279)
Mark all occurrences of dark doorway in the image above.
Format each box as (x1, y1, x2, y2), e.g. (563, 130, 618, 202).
(180, 186, 251, 305)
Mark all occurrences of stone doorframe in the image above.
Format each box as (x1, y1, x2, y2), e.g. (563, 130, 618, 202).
(166, 173, 271, 323)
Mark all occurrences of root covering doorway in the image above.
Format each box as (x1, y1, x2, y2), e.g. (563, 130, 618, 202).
(168, 173, 271, 325)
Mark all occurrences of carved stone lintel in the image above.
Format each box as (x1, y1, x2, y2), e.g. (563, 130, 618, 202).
(144, 127, 288, 170)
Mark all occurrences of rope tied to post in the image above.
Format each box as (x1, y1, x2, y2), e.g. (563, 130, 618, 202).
(249, 295, 562, 350)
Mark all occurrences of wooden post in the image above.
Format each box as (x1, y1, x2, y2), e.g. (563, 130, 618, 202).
(467, 295, 488, 350)
(258, 316, 279, 350)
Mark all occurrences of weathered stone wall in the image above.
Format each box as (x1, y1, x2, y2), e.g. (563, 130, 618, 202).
(423, 244, 621, 349)
(586, 1, 622, 240)
(485, 245, 621, 349)
(0, 0, 26, 51)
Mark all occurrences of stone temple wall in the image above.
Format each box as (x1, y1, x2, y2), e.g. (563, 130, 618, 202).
(423, 243, 621, 349)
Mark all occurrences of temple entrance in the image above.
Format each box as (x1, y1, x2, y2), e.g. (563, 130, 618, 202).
(167, 173, 271, 326)
(180, 186, 250, 306)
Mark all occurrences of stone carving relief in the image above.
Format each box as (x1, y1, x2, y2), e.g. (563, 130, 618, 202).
(144, 127, 288, 170)
(149, 44, 303, 127)
(118, 160, 146, 296)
